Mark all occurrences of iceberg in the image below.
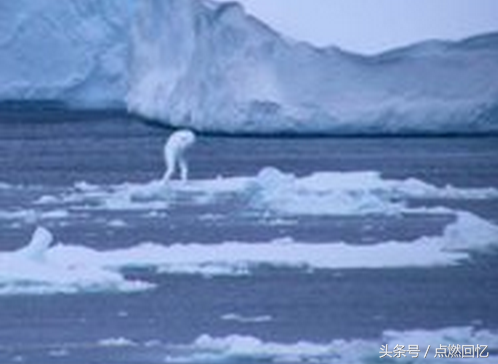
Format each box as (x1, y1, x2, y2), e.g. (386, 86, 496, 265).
(0, 0, 133, 108)
(129, 0, 498, 134)
(1, 0, 498, 134)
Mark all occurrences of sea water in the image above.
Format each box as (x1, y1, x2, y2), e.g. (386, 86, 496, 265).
(0, 109, 497, 363)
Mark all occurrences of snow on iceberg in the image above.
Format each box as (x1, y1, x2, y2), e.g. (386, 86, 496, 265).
(128, 0, 498, 134)
(1, 211, 497, 295)
(1, 0, 498, 134)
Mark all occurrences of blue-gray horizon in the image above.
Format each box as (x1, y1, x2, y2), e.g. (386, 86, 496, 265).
(214, 0, 498, 54)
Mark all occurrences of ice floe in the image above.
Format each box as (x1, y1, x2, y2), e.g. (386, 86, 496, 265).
(0, 227, 151, 295)
(163, 326, 498, 363)
(0, 211, 496, 295)
(27, 168, 498, 218)
(221, 313, 273, 324)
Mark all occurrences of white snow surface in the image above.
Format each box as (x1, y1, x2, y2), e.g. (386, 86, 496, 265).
(1, 0, 498, 134)
(0, 227, 151, 295)
(0, 211, 497, 295)
(30, 167, 498, 217)
(164, 327, 498, 363)
(16, 326, 497, 362)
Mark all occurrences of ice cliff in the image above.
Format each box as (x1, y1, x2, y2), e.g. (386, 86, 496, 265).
(0, 0, 133, 108)
(1, 0, 498, 134)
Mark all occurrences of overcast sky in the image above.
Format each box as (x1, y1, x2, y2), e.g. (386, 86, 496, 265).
(214, 0, 498, 54)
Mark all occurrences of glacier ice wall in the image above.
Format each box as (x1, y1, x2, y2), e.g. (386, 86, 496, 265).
(1, 0, 498, 134)
(128, 0, 498, 134)
(0, 0, 134, 108)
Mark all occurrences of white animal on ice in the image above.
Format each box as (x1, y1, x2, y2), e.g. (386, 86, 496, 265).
(17, 226, 53, 262)
(162, 129, 196, 182)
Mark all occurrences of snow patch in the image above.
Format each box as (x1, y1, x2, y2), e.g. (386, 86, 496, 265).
(165, 327, 498, 363)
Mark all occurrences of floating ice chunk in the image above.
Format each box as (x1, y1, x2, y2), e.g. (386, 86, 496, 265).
(0, 209, 70, 224)
(17, 227, 53, 262)
(107, 219, 127, 228)
(48, 349, 69, 357)
(221, 313, 273, 324)
(98, 337, 138, 347)
(252, 168, 498, 216)
(195, 334, 334, 361)
(38, 212, 498, 275)
(1, 211, 496, 296)
(164, 326, 498, 363)
(443, 211, 498, 252)
(0, 228, 152, 295)
(30, 168, 498, 217)
(0, 182, 11, 189)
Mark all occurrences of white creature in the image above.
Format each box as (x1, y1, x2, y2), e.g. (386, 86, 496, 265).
(162, 129, 196, 182)
(17, 226, 53, 262)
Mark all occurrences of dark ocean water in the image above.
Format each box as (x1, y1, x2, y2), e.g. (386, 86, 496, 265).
(0, 110, 497, 364)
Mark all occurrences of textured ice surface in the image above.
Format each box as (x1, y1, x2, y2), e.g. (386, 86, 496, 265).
(0, 0, 133, 107)
(1, 211, 497, 295)
(129, 0, 498, 134)
(28, 326, 493, 363)
(0, 227, 151, 295)
(164, 326, 498, 363)
(2, 0, 498, 134)
(28, 168, 498, 217)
